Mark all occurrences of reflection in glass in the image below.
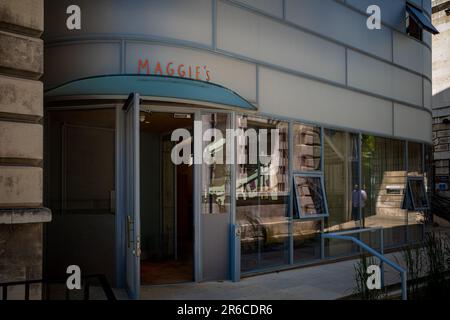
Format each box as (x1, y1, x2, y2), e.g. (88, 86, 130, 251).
(236, 115, 290, 272)
(45, 108, 116, 282)
(323, 130, 360, 230)
(362, 136, 407, 247)
(406, 142, 426, 243)
(294, 176, 326, 217)
(408, 142, 423, 174)
(293, 124, 321, 171)
(202, 113, 231, 214)
(323, 130, 360, 257)
(293, 220, 321, 263)
(409, 178, 429, 210)
(47, 109, 116, 215)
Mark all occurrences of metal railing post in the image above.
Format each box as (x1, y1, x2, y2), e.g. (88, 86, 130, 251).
(380, 228, 385, 288)
(231, 224, 241, 282)
(401, 271, 408, 300)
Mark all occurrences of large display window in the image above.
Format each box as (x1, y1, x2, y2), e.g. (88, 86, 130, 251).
(323, 129, 360, 257)
(362, 136, 408, 248)
(236, 115, 290, 272)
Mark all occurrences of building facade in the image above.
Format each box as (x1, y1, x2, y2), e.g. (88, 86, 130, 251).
(0, 0, 50, 299)
(432, 1, 450, 197)
(40, 0, 435, 299)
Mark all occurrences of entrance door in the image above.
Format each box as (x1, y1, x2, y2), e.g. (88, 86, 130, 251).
(139, 110, 194, 285)
(123, 93, 141, 299)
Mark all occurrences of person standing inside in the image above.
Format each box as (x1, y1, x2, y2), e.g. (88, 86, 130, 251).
(352, 185, 367, 227)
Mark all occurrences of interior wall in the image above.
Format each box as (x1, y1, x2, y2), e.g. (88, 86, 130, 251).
(140, 132, 161, 260)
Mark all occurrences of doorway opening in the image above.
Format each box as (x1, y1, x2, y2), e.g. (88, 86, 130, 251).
(139, 111, 194, 285)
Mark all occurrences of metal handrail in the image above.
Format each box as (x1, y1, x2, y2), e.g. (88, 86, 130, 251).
(322, 232, 408, 300)
(0, 274, 116, 301)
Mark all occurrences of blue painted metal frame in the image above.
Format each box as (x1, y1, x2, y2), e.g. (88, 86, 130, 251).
(322, 229, 407, 300)
(404, 176, 430, 211)
(45, 74, 257, 111)
(292, 172, 329, 219)
(406, 3, 439, 35)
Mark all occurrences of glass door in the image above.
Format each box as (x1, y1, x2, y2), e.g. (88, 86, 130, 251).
(121, 93, 141, 299)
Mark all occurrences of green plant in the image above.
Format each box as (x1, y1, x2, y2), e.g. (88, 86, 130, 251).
(398, 245, 424, 300)
(423, 232, 450, 299)
(353, 255, 386, 300)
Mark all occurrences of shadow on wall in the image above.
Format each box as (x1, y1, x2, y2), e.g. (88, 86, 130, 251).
(433, 86, 450, 109)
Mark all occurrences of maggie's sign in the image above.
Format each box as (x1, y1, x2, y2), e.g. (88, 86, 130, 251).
(137, 59, 212, 82)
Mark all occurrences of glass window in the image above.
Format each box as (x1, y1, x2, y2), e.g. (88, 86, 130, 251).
(406, 142, 426, 242)
(406, 12, 423, 41)
(323, 130, 360, 258)
(46, 109, 116, 215)
(323, 130, 360, 231)
(293, 219, 322, 263)
(293, 124, 321, 172)
(408, 142, 423, 174)
(201, 113, 231, 214)
(236, 115, 290, 272)
(293, 175, 328, 218)
(45, 108, 116, 283)
(424, 144, 433, 197)
(362, 136, 407, 248)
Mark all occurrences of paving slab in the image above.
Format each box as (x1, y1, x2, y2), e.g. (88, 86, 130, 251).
(136, 252, 407, 300)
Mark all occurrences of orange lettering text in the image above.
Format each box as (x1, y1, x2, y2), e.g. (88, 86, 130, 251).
(138, 59, 150, 74)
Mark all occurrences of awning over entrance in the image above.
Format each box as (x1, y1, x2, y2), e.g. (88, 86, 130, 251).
(45, 75, 257, 110)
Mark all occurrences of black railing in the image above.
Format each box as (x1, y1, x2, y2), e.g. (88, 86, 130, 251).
(0, 274, 116, 301)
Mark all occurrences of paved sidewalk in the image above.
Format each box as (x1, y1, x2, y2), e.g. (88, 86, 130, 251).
(137, 252, 406, 300)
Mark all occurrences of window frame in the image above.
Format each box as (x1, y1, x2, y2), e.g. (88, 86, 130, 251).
(293, 172, 329, 219)
(403, 176, 430, 211)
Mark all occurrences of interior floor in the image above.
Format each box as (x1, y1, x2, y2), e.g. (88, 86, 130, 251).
(141, 259, 193, 285)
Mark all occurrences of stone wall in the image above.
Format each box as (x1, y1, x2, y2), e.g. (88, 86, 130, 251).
(0, 0, 50, 300)
(432, 1, 450, 197)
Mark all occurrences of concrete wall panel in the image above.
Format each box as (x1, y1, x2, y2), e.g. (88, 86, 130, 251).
(217, 1, 346, 84)
(44, 42, 121, 89)
(347, 50, 423, 106)
(234, 0, 283, 18)
(424, 78, 431, 110)
(393, 31, 430, 78)
(44, 0, 212, 46)
(285, 0, 393, 61)
(394, 103, 432, 142)
(259, 67, 393, 135)
(344, 0, 406, 31)
(423, 0, 432, 16)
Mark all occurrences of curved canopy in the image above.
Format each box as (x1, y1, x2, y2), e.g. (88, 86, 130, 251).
(45, 74, 256, 110)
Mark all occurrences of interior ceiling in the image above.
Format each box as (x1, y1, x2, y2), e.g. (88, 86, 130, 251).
(140, 112, 193, 134)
